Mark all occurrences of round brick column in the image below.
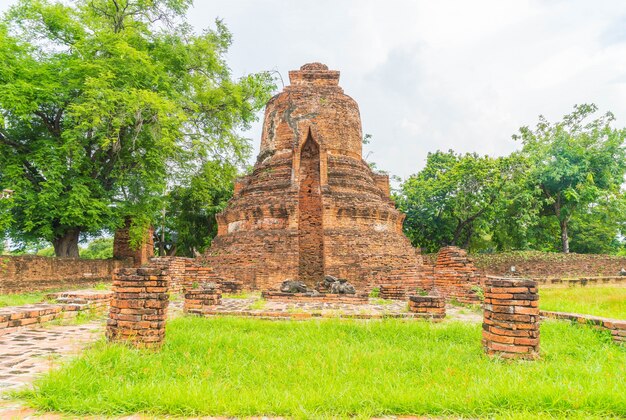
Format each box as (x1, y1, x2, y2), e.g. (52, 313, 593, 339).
(482, 277, 539, 359)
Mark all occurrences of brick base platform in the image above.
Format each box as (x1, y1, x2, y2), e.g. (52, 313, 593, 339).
(184, 288, 222, 315)
(106, 267, 169, 348)
(261, 291, 369, 304)
(379, 284, 407, 300)
(0, 290, 112, 336)
(408, 295, 446, 319)
(541, 310, 626, 346)
(482, 277, 540, 359)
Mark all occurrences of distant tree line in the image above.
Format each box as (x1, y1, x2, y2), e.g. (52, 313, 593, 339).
(396, 104, 626, 254)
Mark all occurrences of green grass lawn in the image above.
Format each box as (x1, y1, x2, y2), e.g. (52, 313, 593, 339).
(17, 317, 626, 419)
(0, 283, 110, 308)
(0, 291, 49, 307)
(540, 286, 626, 319)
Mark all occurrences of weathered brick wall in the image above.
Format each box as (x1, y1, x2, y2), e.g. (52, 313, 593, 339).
(408, 295, 446, 319)
(471, 252, 626, 278)
(432, 246, 484, 304)
(379, 284, 406, 300)
(482, 277, 540, 359)
(201, 63, 424, 293)
(146, 256, 193, 293)
(113, 220, 154, 267)
(0, 256, 130, 294)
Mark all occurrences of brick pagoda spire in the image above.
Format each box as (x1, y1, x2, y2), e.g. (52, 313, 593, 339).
(203, 63, 424, 292)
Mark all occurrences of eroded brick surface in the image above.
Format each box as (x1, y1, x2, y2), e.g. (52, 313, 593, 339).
(432, 246, 485, 304)
(408, 295, 446, 319)
(201, 63, 425, 293)
(106, 267, 169, 348)
(482, 277, 540, 359)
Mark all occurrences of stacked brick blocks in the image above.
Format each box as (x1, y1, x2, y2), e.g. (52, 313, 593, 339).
(434, 246, 484, 304)
(106, 267, 169, 348)
(379, 284, 407, 300)
(184, 287, 222, 315)
(482, 277, 540, 359)
(408, 295, 446, 320)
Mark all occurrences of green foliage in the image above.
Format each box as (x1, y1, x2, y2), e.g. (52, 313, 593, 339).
(156, 160, 236, 256)
(0, 290, 48, 307)
(0, 0, 275, 257)
(515, 104, 626, 253)
(16, 317, 626, 418)
(80, 237, 113, 259)
(368, 287, 380, 298)
(397, 150, 522, 253)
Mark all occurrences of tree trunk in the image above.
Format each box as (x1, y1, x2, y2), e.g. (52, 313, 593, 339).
(560, 220, 569, 254)
(53, 228, 80, 258)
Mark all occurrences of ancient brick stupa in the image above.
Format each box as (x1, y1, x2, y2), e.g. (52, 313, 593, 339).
(202, 63, 424, 292)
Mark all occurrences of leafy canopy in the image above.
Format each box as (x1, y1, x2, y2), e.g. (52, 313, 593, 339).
(515, 104, 626, 252)
(397, 150, 520, 253)
(0, 0, 275, 256)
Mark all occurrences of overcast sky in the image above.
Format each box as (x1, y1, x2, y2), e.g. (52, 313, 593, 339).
(3, 0, 626, 180)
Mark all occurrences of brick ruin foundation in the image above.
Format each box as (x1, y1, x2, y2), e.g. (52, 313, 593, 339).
(379, 284, 407, 300)
(261, 290, 369, 304)
(430, 246, 485, 304)
(106, 266, 169, 348)
(408, 295, 446, 320)
(184, 287, 222, 316)
(482, 277, 540, 359)
(200, 63, 425, 293)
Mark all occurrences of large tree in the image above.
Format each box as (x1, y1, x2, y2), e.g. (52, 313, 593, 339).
(515, 104, 626, 253)
(0, 0, 274, 257)
(154, 160, 236, 257)
(398, 150, 520, 253)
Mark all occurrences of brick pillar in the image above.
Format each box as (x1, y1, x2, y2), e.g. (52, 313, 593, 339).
(113, 219, 155, 267)
(482, 277, 539, 359)
(106, 266, 169, 348)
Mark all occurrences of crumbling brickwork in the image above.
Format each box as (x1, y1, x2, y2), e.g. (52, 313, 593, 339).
(379, 284, 407, 300)
(433, 246, 484, 304)
(0, 255, 129, 294)
(184, 287, 222, 315)
(471, 252, 626, 278)
(106, 266, 169, 348)
(202, 63, 423, 292)
(113, 219, 154, 267)
(482, 277, 540, 359)
(408, 295, 446, 319)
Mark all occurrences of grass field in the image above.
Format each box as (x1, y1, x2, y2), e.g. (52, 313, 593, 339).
(0, 291, 50, 307)
(540, 286, 626, 319)
(0, 283, 110, 308)
(17, 317, 626, 419)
